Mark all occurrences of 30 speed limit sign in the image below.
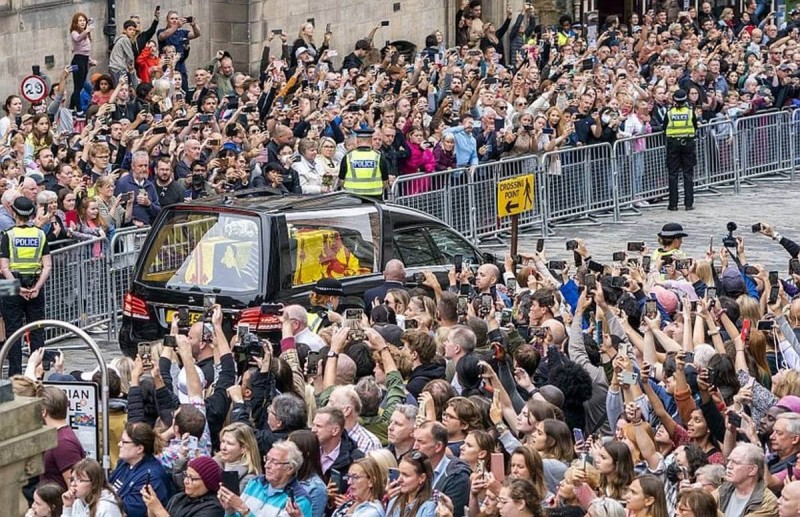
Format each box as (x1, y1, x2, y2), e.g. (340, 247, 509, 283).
(20, 75, 48, 103)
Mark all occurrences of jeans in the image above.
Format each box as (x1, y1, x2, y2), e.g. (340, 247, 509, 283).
(70, 54, 89, 111)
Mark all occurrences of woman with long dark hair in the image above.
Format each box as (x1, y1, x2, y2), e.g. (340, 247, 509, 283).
(62, 458, 124, 516)
(69, 12, 95, 110)
(0, 95, 23, 139)
(26, 483, 63, 517)
(288, 429, 327, 517)
(386, 451, 436, 517)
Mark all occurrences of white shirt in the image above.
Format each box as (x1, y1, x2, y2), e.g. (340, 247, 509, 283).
(295, 327, 326, 352)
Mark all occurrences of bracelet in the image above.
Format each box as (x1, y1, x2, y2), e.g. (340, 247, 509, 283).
(379, 346, 390, 354)
(707, 330, 719, 336)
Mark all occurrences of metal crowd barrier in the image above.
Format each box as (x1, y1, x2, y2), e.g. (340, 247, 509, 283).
(388, 108, 800, 244)
(37, 227, 150, 344)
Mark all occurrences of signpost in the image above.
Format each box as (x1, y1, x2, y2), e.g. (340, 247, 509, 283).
(19, 75, 48, 104)
(497, 175, 535, 259)
(43, 381, 99, 460)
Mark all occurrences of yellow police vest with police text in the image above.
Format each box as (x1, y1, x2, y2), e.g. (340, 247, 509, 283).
(7, 226, 45, 275)
(344, 149, 384, 197)
(665, 106, 696, 138)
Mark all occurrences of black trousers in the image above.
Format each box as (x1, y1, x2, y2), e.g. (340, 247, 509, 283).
(666, 138, 696, 209)
(2, 292, 45, 376)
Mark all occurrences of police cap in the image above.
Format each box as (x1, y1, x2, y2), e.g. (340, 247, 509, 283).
(673, 89, 688, 103)
(11, 197, 35, 218)
(354, 128, 375, 138)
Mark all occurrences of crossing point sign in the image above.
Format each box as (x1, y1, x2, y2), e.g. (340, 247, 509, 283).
(497, 175, 534, 217)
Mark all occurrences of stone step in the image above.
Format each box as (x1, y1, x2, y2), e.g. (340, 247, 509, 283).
(0, 396, 50, 445)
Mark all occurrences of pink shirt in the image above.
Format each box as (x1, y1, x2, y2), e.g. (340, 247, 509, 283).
(71, 30, 91, 56)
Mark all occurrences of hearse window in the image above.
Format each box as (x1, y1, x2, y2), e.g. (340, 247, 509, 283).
(426, 227, 480, 266)
(286, 207, 379, 286)
(139, 211, 261, 292)
(393, 229, 438, 267)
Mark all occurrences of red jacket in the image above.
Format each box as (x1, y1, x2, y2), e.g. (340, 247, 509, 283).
(136, 47, 160, 84)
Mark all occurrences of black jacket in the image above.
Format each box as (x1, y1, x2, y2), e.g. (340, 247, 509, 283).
(156, 179, 186, 207)
(341, 52, 363, 73)
(363, 281, 406, 312)
(231, 401, 300, 459)
(165, 491, 225, 517)
(434, 457, 472, 517)
(406, 362, 446, 401)
(327, 431, 365, 478)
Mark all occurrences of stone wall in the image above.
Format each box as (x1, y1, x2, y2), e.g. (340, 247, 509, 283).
(0, 0, 569, 103)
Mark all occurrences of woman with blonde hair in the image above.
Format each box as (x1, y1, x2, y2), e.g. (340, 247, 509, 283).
(290, 21, 330, 68)
(773, 369, 800, 398)
(110, 356, 134, 397)
(332, 457, 387, 517)
(550, 461, 601, 512)
(315, 136, 340, 180)
(215, 422, 262, 494)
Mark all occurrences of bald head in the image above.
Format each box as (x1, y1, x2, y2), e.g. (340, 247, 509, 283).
(21, 177, 38, 201)
(337, 353, 356, 384)
(284, 305, 308, 331)
(384, 259, 406, 282)
(779, 480, 800, 517)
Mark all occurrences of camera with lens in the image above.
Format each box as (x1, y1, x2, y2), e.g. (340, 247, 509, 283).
(192, 174, 205, 189)
(722, 221, 738, 248)
(233, 332, 263, 362)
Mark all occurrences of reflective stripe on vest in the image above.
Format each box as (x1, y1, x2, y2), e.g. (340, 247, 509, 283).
(7, 226, 45, 275)
(344, 149, 383, 197)
(307, 311, 324, 334)
(665, 107, 696, 138)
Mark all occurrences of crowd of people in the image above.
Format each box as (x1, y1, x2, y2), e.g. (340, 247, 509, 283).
(6, 0, 800, 516)
(18, 218, 800, 517)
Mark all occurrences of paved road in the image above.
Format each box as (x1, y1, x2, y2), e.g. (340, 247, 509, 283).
(39, 176, 800, 373)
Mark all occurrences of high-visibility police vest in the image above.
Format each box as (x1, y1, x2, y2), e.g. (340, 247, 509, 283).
(344, 149, 384, 197)
(7, 226, 45, 275)
(307, 310, 325, 334)
(665, 106, 696, 138)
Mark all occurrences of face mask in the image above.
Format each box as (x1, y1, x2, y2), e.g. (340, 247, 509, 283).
(602, 114, 611, 124)
(522, 124, 534, 131)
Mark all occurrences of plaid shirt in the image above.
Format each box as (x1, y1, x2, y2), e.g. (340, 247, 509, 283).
(157, 396, 212, 470)
(347, 423, 381, 455)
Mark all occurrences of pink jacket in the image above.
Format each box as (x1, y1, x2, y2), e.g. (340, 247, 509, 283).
(399, 142, 435, 175)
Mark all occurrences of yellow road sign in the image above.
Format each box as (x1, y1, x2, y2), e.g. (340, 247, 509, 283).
(497, 175, 535, 217)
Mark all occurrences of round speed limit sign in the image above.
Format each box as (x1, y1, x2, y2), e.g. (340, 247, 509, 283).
(20, 75, 48, 103)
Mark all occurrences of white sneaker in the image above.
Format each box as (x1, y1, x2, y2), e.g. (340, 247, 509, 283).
(633, 200, 649, 208)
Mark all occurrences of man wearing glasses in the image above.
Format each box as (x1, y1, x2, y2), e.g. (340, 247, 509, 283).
(217, 440, 313, 517)
(716, 443, 777, 516)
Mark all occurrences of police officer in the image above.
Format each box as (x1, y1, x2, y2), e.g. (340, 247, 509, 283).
(307, 278, 344, 334)
(665, 89, 698, 211)
(337, 128, 390, 200)
(0, 197, 51, 375)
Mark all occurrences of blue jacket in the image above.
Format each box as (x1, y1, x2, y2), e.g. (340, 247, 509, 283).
(442, 126, 478, 167)
(109, 454, 173, 517)
(114, 173, 161, 226)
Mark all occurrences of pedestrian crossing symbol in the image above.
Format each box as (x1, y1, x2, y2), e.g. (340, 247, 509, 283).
(497, 175, 535, 217)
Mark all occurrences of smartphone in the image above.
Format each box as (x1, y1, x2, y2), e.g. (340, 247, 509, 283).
(548, 260, 566, 271)
(306, 351, 319, 376)
(237, 323, 249, 340)
(740, 318, 752, 343)
(645, 299, 658, 317)
(769, 271, 780, 304)
(186, 16, 194, 23)
(728, 412, 742, 428)
(199, 114, 212, 123)
(221, 470, 240, 495)
(186, 435, 199, 450)
(612, 251, 626, 262)
(151, 126, 167, 135)
(788, 463, 795, 482)
(566, 239, 579, 251)
(381, 20, 390, 27)
(490, 452, 505, 482)
(501, 308, 512, 325)
(272, 29, 283, 35)
(413, 272, 425, 285)
(536, 239, 544, 253)
(452, 254, 463, 274)
(542, 127, 554, 135)
(345, 308, 363, 321)
(163, 335, 177, 348)
(405, 318, 419, 330)
(757, 319, 775, 331)
(329, 469, 345, 494)
(573, 428, 585, 448)
(506, 277, 517, 293)
(42, 350, 59, 371)
(690, 300, 698, 312)
(587, 260, 604, 274)
(770, 270, 780, 286)
(641, 255, 651, 273)
(751, 223, 763, 233)
(683, 351, 694, 363)
(744, 265, 759, 276)
(242, 105, 258, 113)
(627, 241, 645, 253)
(457, 295, 469, 315)
(610, 276, 626, 289)
(584, 273, 596, 293)
(480, 294, 494, 312)
(138, 343, 153, 370)
(325, 23, 331, 33)
(790, 258, 800, 275)
(706, 286, 717, 299)
(285, 486, 295, 505)
(388, 467, 400, 483)
(620, 371, 639, 385)
(203, 296, 216, 321)
(175, 118, 190, 127)
(460, 284, 471, 295)
(177, 306, 189, 327)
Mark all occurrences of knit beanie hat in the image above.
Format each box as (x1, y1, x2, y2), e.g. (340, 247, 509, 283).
(188, 456, 222, 492)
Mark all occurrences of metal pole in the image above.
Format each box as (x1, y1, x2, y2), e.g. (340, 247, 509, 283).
(0, 321, 110, 474)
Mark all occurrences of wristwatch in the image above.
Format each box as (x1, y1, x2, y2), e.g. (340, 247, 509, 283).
(495, 423, 508, 435)
(327, 351, 339, 358)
